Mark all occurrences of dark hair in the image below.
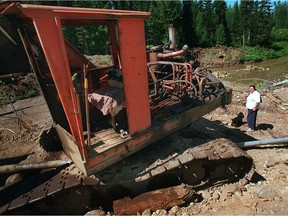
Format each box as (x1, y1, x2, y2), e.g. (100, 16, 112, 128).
(249, 85, 256, 90)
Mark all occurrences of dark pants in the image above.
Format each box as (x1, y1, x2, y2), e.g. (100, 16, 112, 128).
(247, 109, 258, 130)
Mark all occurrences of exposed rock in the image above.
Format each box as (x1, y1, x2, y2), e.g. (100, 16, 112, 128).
(238, 195, 257, 207)
(212, 191, 220, 200)
(84, 209, 105, 216)
(5, 173, 22, 186)
(221, 184, 239, 197)
(255, 186, 277, 201)
(199, 190, 211, 200)
(157, 209, 167, 215)
(168, 206, 180, 215)
(142, 209, 151, 216)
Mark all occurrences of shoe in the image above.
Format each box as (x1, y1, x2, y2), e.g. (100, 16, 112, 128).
(247, 128, 254, 132)
(120, 129, 129, 139)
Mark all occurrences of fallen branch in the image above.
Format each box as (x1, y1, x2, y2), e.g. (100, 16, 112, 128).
(0, 124, 15, 134)
(266, 93, 282, 104)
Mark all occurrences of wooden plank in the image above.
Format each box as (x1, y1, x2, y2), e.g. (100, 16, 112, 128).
(55, 125, 87, 176)
(90, 133, 120, 147)
(93, 137, 125, 153)
(90, 129, 115, 141)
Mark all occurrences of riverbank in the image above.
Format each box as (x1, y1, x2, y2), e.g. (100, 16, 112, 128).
(198, 46, 288, 68)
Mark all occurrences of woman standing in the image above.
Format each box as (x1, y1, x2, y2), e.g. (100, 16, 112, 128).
(246, 85, 261, 131)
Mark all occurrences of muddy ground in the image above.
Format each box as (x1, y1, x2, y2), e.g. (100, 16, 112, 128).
(0, 80, 288, 214)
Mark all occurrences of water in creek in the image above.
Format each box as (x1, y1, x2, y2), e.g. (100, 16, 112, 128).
(211, 55, 288, 88)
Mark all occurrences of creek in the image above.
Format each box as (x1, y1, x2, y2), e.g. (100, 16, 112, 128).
(211, 55, 288, 88)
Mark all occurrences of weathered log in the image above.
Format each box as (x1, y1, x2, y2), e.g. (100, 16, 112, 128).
(0, 160, 72, 174)
(266, 92, 282, 104)
(113, 184, 196, 215)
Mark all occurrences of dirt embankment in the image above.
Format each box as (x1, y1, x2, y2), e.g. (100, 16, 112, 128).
(197, 46, 244, 68)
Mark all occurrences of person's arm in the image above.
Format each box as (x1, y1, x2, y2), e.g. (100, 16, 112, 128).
(253, 102, 259, 111)
(253, 91, 261, 111)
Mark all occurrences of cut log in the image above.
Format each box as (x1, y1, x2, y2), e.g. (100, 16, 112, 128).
(0, 160, 72, 174)
(266, 93, 282, 104)
(113, 184, 196, 215)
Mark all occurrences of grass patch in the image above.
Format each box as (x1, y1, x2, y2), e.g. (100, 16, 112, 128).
(0, 81, 39, 105)
(239, 46, 281, 63)
(14, 89, 38, 100)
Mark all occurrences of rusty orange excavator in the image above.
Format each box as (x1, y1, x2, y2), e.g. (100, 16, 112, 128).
(0, 2, 255, 214)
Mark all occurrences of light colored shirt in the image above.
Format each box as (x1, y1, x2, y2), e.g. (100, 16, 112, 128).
(246, 90, 261, 109)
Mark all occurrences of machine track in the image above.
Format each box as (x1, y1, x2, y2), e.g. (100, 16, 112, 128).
(135, 138, 255, 190)
(0, 138, 255, 214)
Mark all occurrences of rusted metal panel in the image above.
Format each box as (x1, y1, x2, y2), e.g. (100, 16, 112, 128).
(0, 3, 150, 19)
(118, 18, 151, 135)
(33, 16, 87, 160)
(7, 192, 30, 211)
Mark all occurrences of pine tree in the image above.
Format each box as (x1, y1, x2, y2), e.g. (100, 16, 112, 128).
(226, 2, 241, 46)
(159, 1, 182, 46)
(180, 1, 195, 48)
(213, 0, 230, 45)
(273, 1, 288, 28)
(195, 10, 208, 47)
(250, 1, 273, 46)
(145, 1, 165, 46)
(239, 0, 254, 46)
(215, 24, 226, 45)
(203, 0, 216, 46)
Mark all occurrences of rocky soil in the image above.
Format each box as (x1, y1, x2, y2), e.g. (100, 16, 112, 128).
(0, 81, 287, 214)
(198, 46, 244, 68)
(159, 83, 288, 215)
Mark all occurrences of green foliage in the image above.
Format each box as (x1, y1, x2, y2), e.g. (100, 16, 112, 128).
(239, 46, 280, 63)
(215, 24, 226, 45)
(273, 1, 288, 28)
(0, 82, 39, 105)
(271, 28, 288, 42)
(14, 90, 38, 101)
(249, 80, 264, 90)
(270, 28, 288, 55)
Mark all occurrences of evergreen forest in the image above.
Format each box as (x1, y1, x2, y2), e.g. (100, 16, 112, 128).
(28, 0, 288, 61)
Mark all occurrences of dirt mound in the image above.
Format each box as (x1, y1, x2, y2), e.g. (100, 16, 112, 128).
(0, 73, 40, 106)
(198, 46, 244, 68)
